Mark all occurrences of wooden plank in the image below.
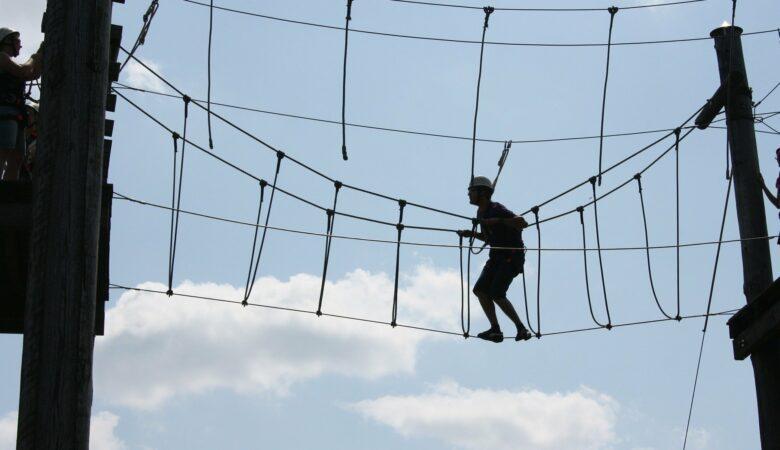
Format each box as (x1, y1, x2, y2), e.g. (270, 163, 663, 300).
(734, 297, 780, 360)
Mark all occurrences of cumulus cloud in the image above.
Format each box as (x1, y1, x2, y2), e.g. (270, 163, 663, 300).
(349, 381, 619, 450)
(122, 59, 166, 92)
(95, 266, 462, 410)
(0, 410, 125, 450)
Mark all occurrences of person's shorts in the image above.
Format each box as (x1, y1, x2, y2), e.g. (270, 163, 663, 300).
(473, 252, 524, 300)
(0, 106, 24, 152)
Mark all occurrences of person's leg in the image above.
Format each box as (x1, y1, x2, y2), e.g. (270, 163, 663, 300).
(0, 117, 21, 181)
(489, 256, 531, 340)
(474, 262, 500, 331)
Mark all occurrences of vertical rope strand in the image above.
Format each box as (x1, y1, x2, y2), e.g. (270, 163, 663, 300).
(674, 127, 682, 320)
(242, 181, 267, 304)
(470, 6, 494, 181)
(634, 174, 675, 319)
(391, 200, 406, 327)
(341, 0, 354, 161)
(578, 206, 609, 327)
(166, 97, 191, 296)
(531, 206, 542, 337)
(316, 182, 342, 315)
(458, 233, 470, 338)
(207, 0, 215, 149)
(590, 177, 613, 329)
(243, 152, 284, 302)
(166, 132, 180, 297)
(597, 6, 619, 186)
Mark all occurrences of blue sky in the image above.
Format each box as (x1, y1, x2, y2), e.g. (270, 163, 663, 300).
(2, 0, 780, 449)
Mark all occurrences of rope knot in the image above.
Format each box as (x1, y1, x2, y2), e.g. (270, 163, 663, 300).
(463, 332, 469, 339)
(326, 209, 335, 217)
(605, 323, 613, 330)
(589, 176, 598, 185)
(607, 6, 618, 15)
(171, 131, 180, 141)
(259, 179, 268, 188)
(241, 300, 248, 307)
(483, 6, 494, 28)
(334, 180, 343, 190)
(182, 94, 191, 104)
(316, 310, 323, 317)
(276, 150, 286, 160)
(166, 289, 173, 297)
(674, 127, 682, 137)
(471, 218, 479, 227)
(396, 223, 405, 231)
(398, 199, 407, 209)
(346, 0, 354, 21)
(531, 205, 540, 215)
(390, 321, 397, 328)
(633, 173, 642, 181)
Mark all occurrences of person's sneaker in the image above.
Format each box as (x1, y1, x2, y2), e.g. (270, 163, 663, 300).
(515, 328, 533, 342)
(478, 329, 504, 343)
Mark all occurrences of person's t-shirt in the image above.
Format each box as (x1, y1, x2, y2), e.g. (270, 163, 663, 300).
(478, 202, 524, 258)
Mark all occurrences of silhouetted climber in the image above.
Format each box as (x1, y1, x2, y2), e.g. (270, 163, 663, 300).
(459, 176, 533, 343)
(759, 147, 780, 244)
(0, 28, 42, 181)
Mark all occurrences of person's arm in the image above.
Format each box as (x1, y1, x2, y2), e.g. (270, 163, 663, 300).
(758, 173, 780, 208)
(0, 52, 42, 81)
(480, 215, 528, 230)
(458, 229, 486, 241)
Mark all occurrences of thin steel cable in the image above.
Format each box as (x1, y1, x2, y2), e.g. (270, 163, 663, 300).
(753, 81, 780, 109)
(114, 191, 777, 251)
(207, 0, 215, 149)
(341, 0, 354, 161)
(243, 181, 267, 303)
(683, 171, 733, 450)
(470, 6, 494, 181)
(578, 207, 609, 327)
(634, 174, 675, 320)
(108, 283, 739, 341)
(243, 153, 284, 304)
(589, 177, 613, 328)
(388, 0, 706, 12)
(316, 183, 342, 315)
(391, 200, 407, 327)
(114, 82, 725, 146)
(597, 7, 619, 186)
(182, 1, 779, 48)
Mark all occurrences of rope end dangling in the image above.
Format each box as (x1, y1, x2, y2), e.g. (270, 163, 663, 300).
(209, 137, 214, 150)
(342, 144, 348, 161)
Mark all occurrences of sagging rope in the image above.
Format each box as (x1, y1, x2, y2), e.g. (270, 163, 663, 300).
(207, 0, 215, 149)
(578, 206, 609, 327)
(470, 6, 495, 181)
(597, 6, 619, 186)
(316, 181, 342, 315)
(589, 176, 613, 328)
(166, 96, 191, 296)
(634, 173, 675, 320)
(242, 151, 284, 305)
(391, 200, 407, 327)
(341, 0, 355, 161)
(243, 180, 267, 302)
(458, 233, 471, 338)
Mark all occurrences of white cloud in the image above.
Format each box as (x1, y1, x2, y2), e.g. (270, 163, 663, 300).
(0, 410, 125, 450)
(349, 381, 619, 450)
(95, 266, 462, 410)
(122, 59, 166, 92)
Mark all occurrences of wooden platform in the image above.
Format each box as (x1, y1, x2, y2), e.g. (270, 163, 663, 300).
(0, 181, 112, 335)
(728, 277, 780, 360)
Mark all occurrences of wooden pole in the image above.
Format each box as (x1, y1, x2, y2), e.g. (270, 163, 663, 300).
(711, 25, 780, 449)
(16, 1, 113, 448)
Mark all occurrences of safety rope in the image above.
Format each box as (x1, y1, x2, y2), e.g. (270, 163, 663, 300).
(242, 151, 284, 305)
(470, 6, 494, 181)
(597, 6, 619, 185)
(242, 180, 267, 303)
(166, 96, 190, 296)
(683, 171, 733, 450)
(119, 0, 159, 74)
(207, 0, 215, 149)
(458, 233, 470, 338)
(634, 174, 675, 319)
(492, 140, 511, 189)
(531, 206, 542, 337)
(341, 0, 354, 161)
(589, 177, 613, 328)
(316, 181, 343, 315)
(521, 272, 538, 336)
(578, 206, 609, 327)
(390, 199, 407, 327)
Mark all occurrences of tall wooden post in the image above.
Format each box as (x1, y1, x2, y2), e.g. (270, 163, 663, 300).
(16, 1, 113, 448)
(711, 25, 780, 449)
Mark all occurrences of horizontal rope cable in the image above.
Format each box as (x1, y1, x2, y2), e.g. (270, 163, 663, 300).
(182, 1, 778, 48)
(118, 50, 472, 221)
(114, 83, 722, 145)
(112, 191, 778, 252)
(113, 89, 466, 234)
(109, 282, 738, 340)
(114, 55, 708, 232)
(389, 0, 705, 12)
